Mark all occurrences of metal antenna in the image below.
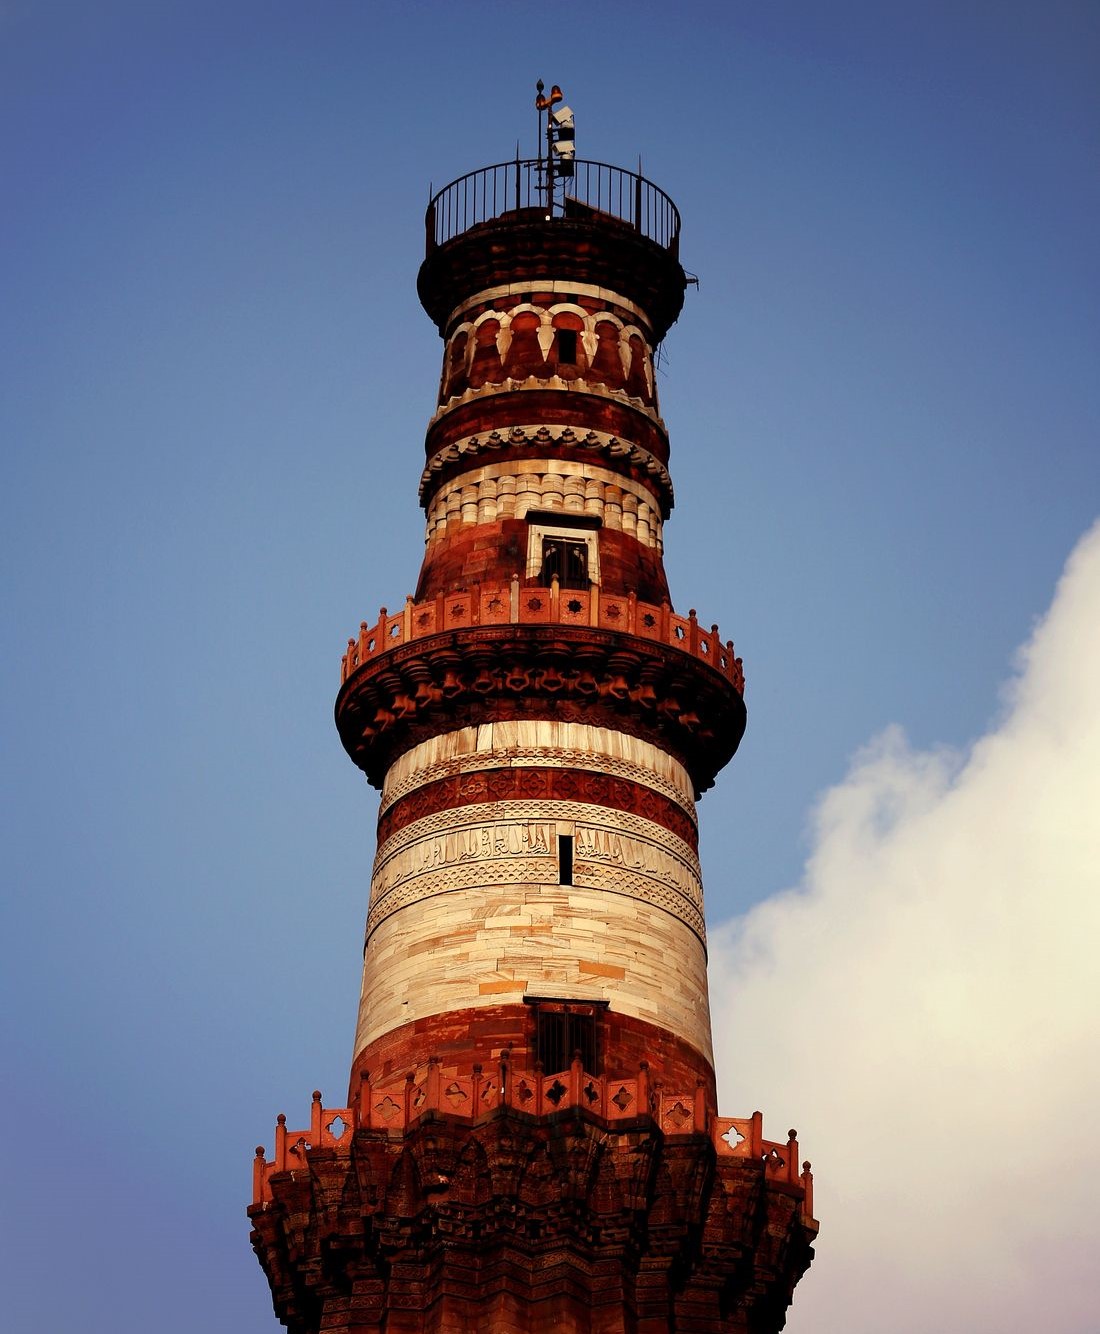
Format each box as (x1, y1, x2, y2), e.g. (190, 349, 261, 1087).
(535, 80, 546, 209)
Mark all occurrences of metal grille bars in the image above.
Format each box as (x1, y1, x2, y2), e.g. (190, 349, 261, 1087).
(426, 159, 681, 255)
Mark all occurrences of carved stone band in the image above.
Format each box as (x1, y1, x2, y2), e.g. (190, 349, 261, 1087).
(421, 426, 672, 505)
(368, 800, 704, 943)
(380, 723, 697, 816)
(377, 767, 698, 851)
(445, 280, 653, 334)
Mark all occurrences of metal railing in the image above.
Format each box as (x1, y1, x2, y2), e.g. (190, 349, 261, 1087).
(426, 158, 680, 255)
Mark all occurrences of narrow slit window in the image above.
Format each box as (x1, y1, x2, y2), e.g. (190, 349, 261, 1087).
(558, 834, 573, 885)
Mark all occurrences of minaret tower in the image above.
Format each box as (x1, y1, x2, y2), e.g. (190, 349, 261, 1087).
(250, 93, 817, 1333)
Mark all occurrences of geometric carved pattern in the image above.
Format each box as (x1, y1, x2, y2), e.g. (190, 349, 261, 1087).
(364, 867, 706, 958)
(377, 766, 698, 848)
(367, 802, 705, 941)
(446, 279, 652, 335)
(373, 800, 701, 902)
(380, 734, 697, 817)
(249, 1101, 818, 1334)
(422, 429, 671, 532)
(336, 623, 747, 795)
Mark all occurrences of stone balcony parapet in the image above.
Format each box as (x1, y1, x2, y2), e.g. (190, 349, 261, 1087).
(251, 1058, 815, 1231)
(341, 577, 744, 694)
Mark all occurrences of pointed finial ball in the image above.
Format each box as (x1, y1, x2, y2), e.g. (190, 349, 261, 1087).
(803, 1160, 812, 1171)
(789, 1129, 797, 1140)
(313, 1090, 322, 1102)
(255, 1146, 265, 1158)
(277, 1113, 286, 1125)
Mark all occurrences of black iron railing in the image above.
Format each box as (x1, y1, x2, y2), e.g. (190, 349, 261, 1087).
(425, 159, 680, 256)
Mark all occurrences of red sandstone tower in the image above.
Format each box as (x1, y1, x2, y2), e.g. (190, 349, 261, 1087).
(250, 96, 817, 1332)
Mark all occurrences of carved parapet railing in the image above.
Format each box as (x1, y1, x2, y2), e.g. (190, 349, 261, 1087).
(252, 1061, 814, 1231)
(713, 1112, 818, 1229)
(341, 578, 744, 693)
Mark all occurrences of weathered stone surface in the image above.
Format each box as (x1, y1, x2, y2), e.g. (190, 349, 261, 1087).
(250, 1104, 815, 1334)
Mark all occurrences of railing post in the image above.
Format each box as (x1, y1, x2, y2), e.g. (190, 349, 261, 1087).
(358, 1068, 372, 1128)
(801, 1161, 815, 1222)
(515, 156, 521, 212)
(253, 1146, 267, 1205)
(778, 1131, 800, 1184)
(570, 1052, 584, 1107)
(638, 1060, 650, 1117)
(634, 172, 642, 232)
(694, 1079, 707, 1133)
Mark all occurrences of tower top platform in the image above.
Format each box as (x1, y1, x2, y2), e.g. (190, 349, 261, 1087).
(418, 158, 688, 341)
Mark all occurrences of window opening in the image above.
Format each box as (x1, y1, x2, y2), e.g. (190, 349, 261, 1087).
(556, 328, 578, 363)
(540, 538, 588, 590)
(558, 833, 573, 885)
(536, 1007, 595, 1075)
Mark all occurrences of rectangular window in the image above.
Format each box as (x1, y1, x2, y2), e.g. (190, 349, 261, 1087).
(558, 833, 574, 885)
(524, 1001, 603, 1075)
(540, 538, 588, 590)
(556, 328, 578, 363)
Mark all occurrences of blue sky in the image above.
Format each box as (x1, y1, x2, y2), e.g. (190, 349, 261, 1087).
(1, 3, 1097, 1330)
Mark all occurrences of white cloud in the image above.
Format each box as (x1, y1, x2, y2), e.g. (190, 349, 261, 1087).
(708, 520, 1100, 1333)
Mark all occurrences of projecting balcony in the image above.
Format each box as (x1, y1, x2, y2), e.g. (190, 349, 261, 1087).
(418, 161, 688, 343)
(340, 578, 742, 692)
(250, 1068, 816, 1236)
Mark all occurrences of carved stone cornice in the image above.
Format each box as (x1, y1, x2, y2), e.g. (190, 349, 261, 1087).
(419, 421, 674, 513)
(378, 767, 698, 848)
(427, 375, 667, 437)
(249, 1101, 816, 1334)
(335, 624, 747, 796)
(417, 214, 687, 342)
